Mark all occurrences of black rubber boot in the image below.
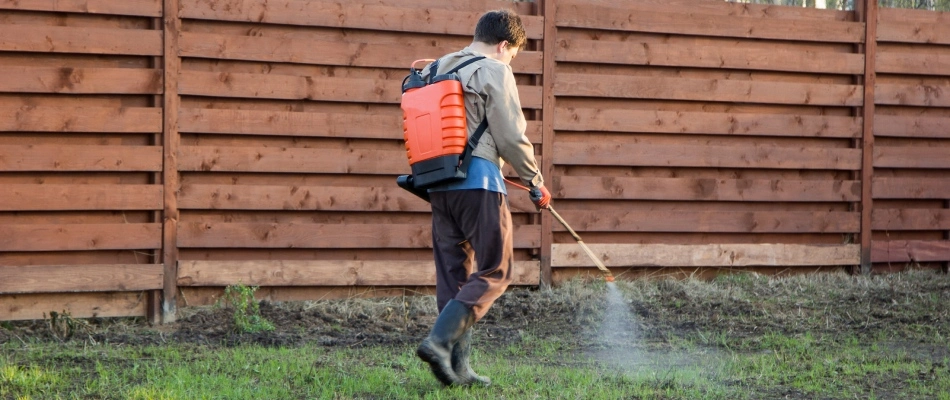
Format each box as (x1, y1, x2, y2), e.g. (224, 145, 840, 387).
(416, 299, 475, 386)
(452, 328, 491, 386)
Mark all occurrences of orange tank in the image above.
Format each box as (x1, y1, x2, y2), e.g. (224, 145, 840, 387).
(399, 57, 485, 189)
(401, 79, 468, 165)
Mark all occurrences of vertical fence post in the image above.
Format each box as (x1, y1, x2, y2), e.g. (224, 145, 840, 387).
(945, 200, 949, 274)
(161, 0, 181, 323)
(539, 0, 557, 287)
(147, 17, 165, 325)
(857, 0, 878, 275)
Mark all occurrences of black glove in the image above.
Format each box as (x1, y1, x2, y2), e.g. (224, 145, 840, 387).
(529, 186, 551, 210)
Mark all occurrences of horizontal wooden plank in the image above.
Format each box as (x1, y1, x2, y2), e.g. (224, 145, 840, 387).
(0, 25, 162, 56)
(555, 73, 863, 106)
(178, 146, 408, 174)
(178, 108, 401, 139)
(179, 31, 543, 74)
(178, 222, 541, 249)
(179, 184, 430, 212)
(573, 0, 854, 22)
(179, 286, 438, 307)
(877, 19, 950, 45)
(879, 6, 950, 24)
(555, 107, 862, 138)
(551, 243, 860, 267)
(179, 108, 542, 144)
(0, 291, 147, 320)
(0, 184, 162, 211)
(0, 264, 163, 294)
(179, 0, 544, 39)
(0, 223, 162, 251)
(873, 178, 950, 199)
(555, 176, 861, 202)
(556, 39, 864, 75)
(876, 50, 950, 76)
(553, 142, 862, 170)
(179, 71, 542, 109)
(0, 145, 163, 171)
(0, 66, 162, 94)
(0, 106, 162, 133)
(179, 184, 539, 214)
(556, 2, 865, 43)
(875, 83, 950, 107)
(873, 209, 950, 231)
(0, 0, 162, 17)
(874, 146, 950, 169)
(336, 0, 535, 14)
(874, 115, 950, 139)
(177, 260, 539, 287)
(872, 240, 950, 263)
(551, 210, 859, 233)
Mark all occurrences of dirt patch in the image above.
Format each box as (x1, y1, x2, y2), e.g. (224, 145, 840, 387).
(2, 270, 949, 356)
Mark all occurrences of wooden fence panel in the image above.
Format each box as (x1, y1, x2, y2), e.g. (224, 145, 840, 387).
(168, 0, 547, 313)
(873, 7, 950, 269)
(550, 0, 868, 281)
(2, 0, 949, 321)
(0, 3, 164, 321)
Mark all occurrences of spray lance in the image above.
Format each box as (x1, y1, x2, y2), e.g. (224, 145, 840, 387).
(507, 180, 615, 283)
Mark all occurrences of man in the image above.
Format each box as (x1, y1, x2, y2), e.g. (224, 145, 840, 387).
(414, 9, 552, 387)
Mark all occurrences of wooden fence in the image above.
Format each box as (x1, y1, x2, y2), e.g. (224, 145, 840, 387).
(0, 0, 947, 323)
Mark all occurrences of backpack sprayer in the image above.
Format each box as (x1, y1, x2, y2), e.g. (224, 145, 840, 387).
(397, 57, 488, 201)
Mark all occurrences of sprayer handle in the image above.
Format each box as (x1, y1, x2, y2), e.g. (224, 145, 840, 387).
(529, 186, 551, 210)
(529, 187, 542, 202)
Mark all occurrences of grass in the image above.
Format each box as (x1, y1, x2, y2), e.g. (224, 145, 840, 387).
(2, 269, 949, 399)
(0, 341, 721, 399)
(4, 334, 944, 399)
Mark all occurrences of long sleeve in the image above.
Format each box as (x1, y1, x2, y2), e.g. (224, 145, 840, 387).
(474, 64, 543, 187)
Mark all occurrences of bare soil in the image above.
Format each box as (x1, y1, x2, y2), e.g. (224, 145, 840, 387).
(2, 269, 949, 358)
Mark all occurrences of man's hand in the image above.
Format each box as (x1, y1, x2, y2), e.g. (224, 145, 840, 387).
(529, 186, 552, 209)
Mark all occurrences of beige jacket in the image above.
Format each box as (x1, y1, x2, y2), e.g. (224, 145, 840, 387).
(422, 47, 543, 188)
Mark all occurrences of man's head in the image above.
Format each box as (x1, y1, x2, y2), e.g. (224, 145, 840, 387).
(473, 9, 526, 65)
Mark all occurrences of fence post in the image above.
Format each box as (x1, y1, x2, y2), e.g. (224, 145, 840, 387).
(857, 0, 877, 275)
(945, 200, 949, 274)
(539, 0, 557, 286)
(161, 0, 182, 323)
(147, 15, 165, 325)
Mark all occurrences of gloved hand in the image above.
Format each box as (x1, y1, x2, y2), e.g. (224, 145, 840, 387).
(528, 185, 552, 210)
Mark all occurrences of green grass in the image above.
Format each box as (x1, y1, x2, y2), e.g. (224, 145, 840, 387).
(2, 332, 948, 399)
(0, 341, 698, 399)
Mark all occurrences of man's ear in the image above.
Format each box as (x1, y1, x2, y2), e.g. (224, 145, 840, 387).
(495, 40, 510, 55)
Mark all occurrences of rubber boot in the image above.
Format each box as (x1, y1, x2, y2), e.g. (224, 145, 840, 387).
(416, 299, 475, 385)
(452, 328, 491, 386)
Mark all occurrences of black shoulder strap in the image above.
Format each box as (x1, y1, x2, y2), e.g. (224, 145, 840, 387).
(447, 56, 485, 75)
(458, 119, 489, 174)
(425, 60, 440, 84)
(427, 55, 486, 83)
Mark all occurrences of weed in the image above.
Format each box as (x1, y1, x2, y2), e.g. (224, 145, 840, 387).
(45, 310, 89, 340)
(217, 284, 275, 333)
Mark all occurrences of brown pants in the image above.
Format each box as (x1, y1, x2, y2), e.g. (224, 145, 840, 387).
(430, 189, 514, 321)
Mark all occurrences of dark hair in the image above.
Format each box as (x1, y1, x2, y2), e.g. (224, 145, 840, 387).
(473, 9, 527, 50)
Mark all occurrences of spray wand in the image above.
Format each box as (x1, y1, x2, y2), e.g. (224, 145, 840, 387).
(505, 179, 615, 283)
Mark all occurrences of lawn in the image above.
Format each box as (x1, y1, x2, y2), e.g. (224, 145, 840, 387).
(2, 269, 949, 399)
